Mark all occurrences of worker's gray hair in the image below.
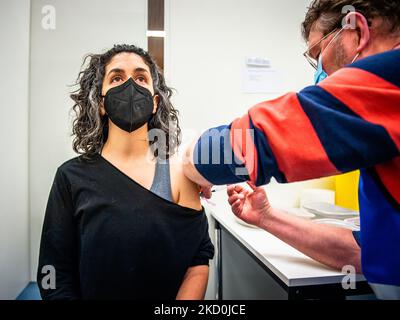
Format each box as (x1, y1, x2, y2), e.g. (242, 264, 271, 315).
(302, 0, 400, 41)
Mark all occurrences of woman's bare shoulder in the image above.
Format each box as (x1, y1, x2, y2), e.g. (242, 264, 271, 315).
(169, 155, 202, 211)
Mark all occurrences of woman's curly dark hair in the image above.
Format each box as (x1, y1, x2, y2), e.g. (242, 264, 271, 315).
(70, 44, 181, 159)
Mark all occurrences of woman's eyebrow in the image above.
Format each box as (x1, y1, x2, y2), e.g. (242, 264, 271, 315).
(106, 67, 150, 77)
(134, 67, 150, 74)
(107, 68, 125, 76)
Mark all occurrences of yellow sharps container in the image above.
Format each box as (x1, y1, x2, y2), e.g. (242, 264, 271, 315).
(335, 171, 360, 211)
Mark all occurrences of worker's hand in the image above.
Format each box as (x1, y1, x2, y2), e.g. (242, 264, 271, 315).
(199, 185, 213, 199)
(227, 183, 271, 227)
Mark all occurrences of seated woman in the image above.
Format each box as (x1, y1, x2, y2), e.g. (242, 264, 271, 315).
(37, 44, 214, 300)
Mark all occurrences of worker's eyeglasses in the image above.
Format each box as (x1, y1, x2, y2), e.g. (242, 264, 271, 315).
(303, 28, 339, 70)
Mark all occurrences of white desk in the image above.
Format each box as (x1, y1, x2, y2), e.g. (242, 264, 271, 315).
(206, 189, 371, 299)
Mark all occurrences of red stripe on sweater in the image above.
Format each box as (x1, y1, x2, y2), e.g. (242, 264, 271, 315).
(320, 67, 400, 149)
(247, 93, 339, 182)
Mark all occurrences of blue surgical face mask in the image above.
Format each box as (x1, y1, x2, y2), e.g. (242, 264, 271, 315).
(314, 54, 328, 85)
(313, 27, 362, 85)
(314, 50, 360, 85)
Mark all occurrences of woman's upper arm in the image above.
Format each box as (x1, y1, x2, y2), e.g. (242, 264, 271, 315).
(37, 168, 81, 300)
(170, 157, 202, 211)
(176, 265, 209, 300)
(178, 177, 202, 211)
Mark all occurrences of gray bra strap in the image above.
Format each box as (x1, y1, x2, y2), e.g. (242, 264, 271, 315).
(150, 158, 173, 202)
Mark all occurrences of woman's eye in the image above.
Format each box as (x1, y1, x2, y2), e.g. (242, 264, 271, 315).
(136, 76, 146, 83)
(111, 76, 123, 83)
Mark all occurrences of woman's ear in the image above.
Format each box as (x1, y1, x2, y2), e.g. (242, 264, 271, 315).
(99, 98, 106, 116)
(153, 94, 159, 114)
(99, 97, 107, 117)
(99, 88, 106, 117)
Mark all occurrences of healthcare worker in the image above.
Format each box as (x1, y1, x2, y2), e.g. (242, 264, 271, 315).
(183, 0, 400, 299)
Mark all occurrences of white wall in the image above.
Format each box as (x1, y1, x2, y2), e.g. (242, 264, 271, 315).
(165, 0, 333, 299)
(0, 0, 327, 299)
(0, 0, 31, 299)
(29, 0, 147, 280)
(166, 0, 314, 132)
(165, 0, 333, 205)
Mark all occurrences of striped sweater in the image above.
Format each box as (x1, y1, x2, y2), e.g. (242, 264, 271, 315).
(194, 49, 400, 287)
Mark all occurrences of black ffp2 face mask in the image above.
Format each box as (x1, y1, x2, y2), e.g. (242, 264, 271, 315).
(102, 78, 155, 133)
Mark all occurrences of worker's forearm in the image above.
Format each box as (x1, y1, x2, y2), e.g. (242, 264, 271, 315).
(259, 209, 362, 273)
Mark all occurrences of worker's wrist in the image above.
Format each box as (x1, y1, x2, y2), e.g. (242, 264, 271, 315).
(257, 207, 278, 231)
